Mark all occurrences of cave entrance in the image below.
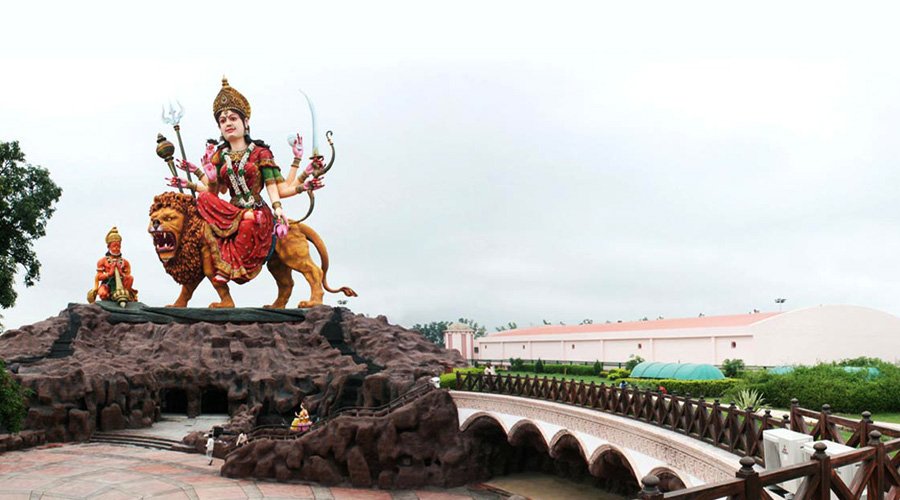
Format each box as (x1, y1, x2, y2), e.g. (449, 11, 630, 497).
(161, 388, 188, 414)
(201, 387, 229, 414)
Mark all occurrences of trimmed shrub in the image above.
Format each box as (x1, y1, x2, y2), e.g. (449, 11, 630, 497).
(439, 367, 485, 389)
(509, 358, 525, 371)
(535, 359, 545, 374)
(608, 368, 631, 381)
(623, 377, 739, 398)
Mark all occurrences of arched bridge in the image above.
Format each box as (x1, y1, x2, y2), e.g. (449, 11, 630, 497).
(452, 372, 900, 499)
(451, 390, 741, 490)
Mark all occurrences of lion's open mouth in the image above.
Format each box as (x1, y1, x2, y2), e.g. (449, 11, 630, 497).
(151, 230, 177, 254)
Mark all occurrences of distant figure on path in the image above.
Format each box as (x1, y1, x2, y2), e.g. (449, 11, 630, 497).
(206, 434, 215, 465)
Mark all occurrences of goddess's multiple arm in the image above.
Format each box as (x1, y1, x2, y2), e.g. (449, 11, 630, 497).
(165, 135, 325, 226)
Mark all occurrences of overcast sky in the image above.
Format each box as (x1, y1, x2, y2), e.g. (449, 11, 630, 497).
(3, 2, 900, 332)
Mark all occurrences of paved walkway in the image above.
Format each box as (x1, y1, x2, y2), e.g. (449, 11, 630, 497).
(0, 443, 503, 500)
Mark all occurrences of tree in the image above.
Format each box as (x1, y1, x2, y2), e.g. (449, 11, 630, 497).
(494, 321, 518, 332)
(0, 360, 30, 433)
(411, 321, 450, 346)
(457, 317, 487, 338)
(625, 355, 645, 371)
(0, 141, 62, 309)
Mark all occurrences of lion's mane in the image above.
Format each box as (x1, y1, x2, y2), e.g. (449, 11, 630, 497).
(149, 192, 206, 285)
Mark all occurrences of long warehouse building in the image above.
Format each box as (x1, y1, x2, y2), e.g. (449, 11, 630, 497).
(473, 305, 900, 366)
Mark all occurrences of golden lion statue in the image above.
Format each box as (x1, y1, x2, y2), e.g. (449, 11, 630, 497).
(148, 192, 356, 308)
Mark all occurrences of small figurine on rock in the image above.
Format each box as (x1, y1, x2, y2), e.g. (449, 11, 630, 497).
(290, 403, 312, 432)
(88, 227, 138, 307)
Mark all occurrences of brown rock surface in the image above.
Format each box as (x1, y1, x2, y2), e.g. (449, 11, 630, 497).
(0, 303, 465, 449)
(221, 390, 498, 489)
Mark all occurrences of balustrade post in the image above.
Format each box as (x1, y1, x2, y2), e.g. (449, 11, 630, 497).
(822, 404, 839, 442)
(859, 411, 872, 447)
(638, 474, 664, 500)
(811, 442, 830, 500)
(790, 398, 804, 433)
(736, 455, 760, 499)
(727, 402, 739, 452)
(455, 371, 461, 390)
(869, 430, 884, 500)
(743, 406, 756, 456)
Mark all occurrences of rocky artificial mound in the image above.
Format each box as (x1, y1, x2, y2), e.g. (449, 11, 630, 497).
(0, 303, 466, 450)
(222, 390, 482, 488)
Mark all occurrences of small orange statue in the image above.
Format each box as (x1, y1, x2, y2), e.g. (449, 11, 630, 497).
(88, 227, 138, 306)
(290, 403, 311, 432)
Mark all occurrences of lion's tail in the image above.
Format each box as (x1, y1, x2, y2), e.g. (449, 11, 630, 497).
(295, 223, 358, 297)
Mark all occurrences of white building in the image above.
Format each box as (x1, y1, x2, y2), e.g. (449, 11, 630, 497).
(474, 305, 900, 366)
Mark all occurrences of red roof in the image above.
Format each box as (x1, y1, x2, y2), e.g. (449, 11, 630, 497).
(488, 312, 781, 338)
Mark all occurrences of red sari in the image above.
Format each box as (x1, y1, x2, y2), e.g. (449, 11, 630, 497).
(197, 146, 281, 283)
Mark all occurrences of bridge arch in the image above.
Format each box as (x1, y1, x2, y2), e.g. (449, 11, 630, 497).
(460, 411, 510, 434)
(649, 466, 688, 492)
(588, 444, 641, 485)
(507, 419, 549, 449)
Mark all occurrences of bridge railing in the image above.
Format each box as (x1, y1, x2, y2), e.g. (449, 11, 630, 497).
(639, 431, 900, 499)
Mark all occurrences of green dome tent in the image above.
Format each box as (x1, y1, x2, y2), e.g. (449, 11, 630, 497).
(630, 361, 725, 380)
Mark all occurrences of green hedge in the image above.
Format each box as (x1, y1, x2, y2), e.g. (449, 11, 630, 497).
(623, 378, 739, 398)
(739, 360, 900, 413)
(608, 368, 631, 381)
(504, 362, 604, 377)
(439, 367, 484, 389)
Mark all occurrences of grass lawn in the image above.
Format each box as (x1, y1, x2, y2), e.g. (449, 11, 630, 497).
(497, 370, 613, 386)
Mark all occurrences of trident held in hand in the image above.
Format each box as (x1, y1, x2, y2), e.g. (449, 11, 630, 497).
(161, 100, 195, 197)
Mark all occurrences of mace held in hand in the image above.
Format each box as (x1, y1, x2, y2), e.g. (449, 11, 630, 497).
(155, 133, 185, 194)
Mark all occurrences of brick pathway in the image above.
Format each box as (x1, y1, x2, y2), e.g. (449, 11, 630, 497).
(0, 443, 501, 499)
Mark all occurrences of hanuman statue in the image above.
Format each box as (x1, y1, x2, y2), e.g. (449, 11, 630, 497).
(88, 227, 138, 306)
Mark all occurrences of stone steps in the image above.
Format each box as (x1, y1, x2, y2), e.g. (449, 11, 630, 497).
(89, 432, 193, 452)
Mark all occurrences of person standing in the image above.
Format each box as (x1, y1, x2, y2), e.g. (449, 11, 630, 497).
(206, 434, 215, 465)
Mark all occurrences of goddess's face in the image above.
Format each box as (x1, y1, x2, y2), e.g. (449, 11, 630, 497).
(218, 110, 247, 142)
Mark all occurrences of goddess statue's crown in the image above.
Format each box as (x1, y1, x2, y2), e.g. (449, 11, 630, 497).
(105, 227, 122, 244)
(213, 77, 251, 120)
